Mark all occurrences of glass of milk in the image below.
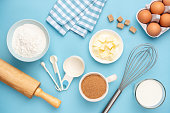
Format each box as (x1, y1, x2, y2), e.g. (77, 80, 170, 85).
(135, 79, 166, 109)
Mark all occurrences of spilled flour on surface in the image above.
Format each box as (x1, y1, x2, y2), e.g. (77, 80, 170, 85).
(12, 24, 46, 58)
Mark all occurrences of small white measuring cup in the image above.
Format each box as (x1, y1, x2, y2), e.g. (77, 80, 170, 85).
(62, 56, 85, 90)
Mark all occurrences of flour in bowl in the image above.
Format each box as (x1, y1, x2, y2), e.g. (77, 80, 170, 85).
(12, 24, 46, 58)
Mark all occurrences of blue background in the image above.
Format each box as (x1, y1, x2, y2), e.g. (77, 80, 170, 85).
(0, 0, 169, 113)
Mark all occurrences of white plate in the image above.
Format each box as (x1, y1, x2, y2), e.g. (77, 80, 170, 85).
(89, 29, 123, 64)
(7, 19, 50, 62)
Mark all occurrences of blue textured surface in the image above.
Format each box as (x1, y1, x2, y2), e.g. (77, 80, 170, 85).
(0, 0, 169, 113)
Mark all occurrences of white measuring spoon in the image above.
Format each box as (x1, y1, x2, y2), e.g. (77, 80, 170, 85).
(40, 62, 61, 91)
(50, 56, 63, 90)
(62, 56, 85, 90)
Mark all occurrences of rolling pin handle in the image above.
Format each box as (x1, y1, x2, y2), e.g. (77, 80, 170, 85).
(34, 88, 61, 108)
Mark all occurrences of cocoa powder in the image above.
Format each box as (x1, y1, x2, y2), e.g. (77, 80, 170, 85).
(81, 74, 106, 99)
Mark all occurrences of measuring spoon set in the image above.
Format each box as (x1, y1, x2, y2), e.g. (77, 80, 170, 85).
(41, 56, 85, 91)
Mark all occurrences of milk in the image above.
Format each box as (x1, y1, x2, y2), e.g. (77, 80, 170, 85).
(135, 79, 165, 108)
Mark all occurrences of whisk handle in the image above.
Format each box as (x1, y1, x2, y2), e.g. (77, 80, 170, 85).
(102, 89, 122, 113)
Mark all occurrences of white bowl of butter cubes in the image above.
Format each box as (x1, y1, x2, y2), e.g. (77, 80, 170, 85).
(89, 29, 123, 64)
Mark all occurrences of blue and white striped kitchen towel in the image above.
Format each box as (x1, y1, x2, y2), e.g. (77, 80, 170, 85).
(46, 0, 107, 37)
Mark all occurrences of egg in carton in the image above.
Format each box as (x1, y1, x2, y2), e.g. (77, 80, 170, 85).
(136, 0, 170, 38)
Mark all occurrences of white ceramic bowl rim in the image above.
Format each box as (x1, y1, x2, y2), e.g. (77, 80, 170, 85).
(79, 72, 109, 102)
(7, 19, 50, 62)
(89, 29, 124, 64)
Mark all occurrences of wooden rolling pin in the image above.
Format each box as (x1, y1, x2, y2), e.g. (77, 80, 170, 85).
(0, 59, 61, 108)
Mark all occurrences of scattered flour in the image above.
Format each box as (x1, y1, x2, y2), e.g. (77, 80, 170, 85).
(12, 24, 46, 58)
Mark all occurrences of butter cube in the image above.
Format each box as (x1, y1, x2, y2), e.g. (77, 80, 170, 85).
(93, 41, 101, 47)
(98, 37, 106, 42)
(105, 47, 110, 53)
(93, 47, 99, 54)
(100, 44, 105, 50)
(106, 37, 114, 42)
(101, 51, 109, 58)
(111, 43, 116, 48)
(107, 54, 114, 61)
(106, 43, 113, 49)
(110, 48, 116, 54)
(113, 40, 119, 46)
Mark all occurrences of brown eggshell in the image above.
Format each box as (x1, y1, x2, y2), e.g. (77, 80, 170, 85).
(147, 23, 161, 36)
(138, 10, 152, 24)
(163, 0, 170, 6)
(160, 13, 170, 27)
(150, 1, 165, 14)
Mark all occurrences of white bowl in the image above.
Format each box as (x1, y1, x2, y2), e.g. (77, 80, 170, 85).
(89, 29, 123, 64)
(7, 19, 50, 62)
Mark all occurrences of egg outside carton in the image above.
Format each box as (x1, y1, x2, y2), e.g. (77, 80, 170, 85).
(136, 0, 170, 38)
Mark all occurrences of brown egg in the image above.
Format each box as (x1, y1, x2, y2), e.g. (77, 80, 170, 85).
(150, 1, 165, 14)
(138, 10, 152, 24)
(160, 13, 170, 27)
(163, 0, 170, 6)
(147, 23, 161, 36)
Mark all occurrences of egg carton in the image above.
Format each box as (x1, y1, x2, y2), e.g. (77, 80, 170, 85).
(136, 0, 170, 38)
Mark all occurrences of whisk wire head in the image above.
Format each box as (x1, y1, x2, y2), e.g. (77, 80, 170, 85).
(119, 44, 157, 90)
